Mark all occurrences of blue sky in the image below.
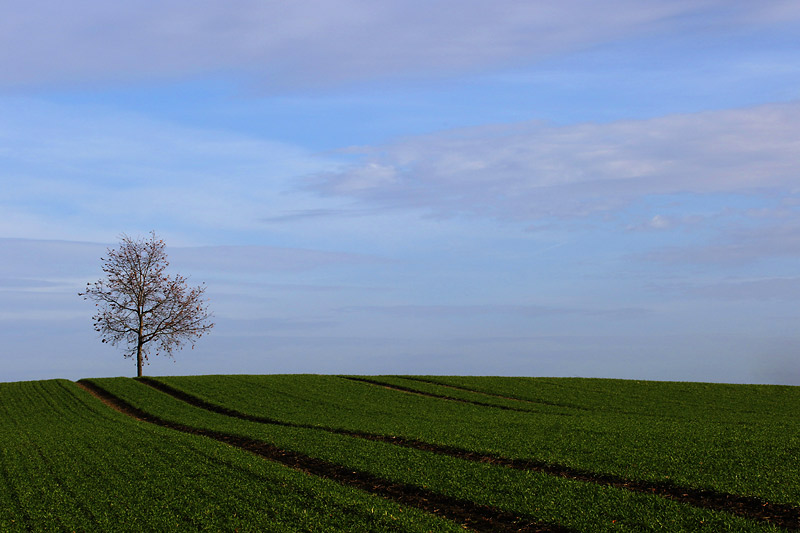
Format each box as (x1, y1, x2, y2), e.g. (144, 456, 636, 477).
(2, 1, 800, 383)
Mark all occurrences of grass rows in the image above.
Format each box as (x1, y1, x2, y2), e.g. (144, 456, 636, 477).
(2, 375, 798, 531)
(0, 379, 463, 532)
(152, 374, 800, 506)
(90, 376, 787, 531)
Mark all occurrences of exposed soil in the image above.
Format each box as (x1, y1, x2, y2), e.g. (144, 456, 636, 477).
(135, 376, 800, 530)
(76, 380, 569, 533)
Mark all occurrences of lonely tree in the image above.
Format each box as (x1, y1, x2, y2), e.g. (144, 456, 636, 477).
(80, 232, 214, 377)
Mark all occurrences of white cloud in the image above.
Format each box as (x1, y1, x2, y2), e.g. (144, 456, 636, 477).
(310, 102, 800, 221)
(647, 215, 672, 230)
(0, 1, 791, 89)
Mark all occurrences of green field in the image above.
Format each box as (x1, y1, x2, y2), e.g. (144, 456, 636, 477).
(1, 375, 798, 532)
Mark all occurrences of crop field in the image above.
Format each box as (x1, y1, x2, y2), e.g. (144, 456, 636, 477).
(1, 375, 799, 531)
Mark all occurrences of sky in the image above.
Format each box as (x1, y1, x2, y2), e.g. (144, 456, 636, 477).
(2, 1, 800, 384)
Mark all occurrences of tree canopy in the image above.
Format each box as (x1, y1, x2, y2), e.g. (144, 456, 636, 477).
(80, 232, 214, 376)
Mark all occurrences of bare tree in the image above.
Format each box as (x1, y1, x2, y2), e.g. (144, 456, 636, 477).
(80, 232, 214, 377)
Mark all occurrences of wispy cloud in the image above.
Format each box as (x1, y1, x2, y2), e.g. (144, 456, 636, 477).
(310, 102, 800, 221)
(656, 276, 800, 301)
(1, 1, 794, 90)
(171, 244, 380, 273)
(0, 236, 380, 330)
(641, 219, 800, 265)
(0, 238, 104, 280)
(0, 98, 339, 241)
(340, 303, 648, 319)
(0, 238, 376, 287)
(259, 207, 383, 224)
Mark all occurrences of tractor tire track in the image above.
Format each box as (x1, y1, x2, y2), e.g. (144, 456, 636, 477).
(390, 376, 586, 410)
(342, 376, 540, 413)
(76, 380, 569, 533)
(136, 377, 800, 530)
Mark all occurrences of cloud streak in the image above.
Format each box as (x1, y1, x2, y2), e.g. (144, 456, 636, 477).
(0, 98, 340, 242)
(641, 219, 800, 265)
(656, 277, 800, 301)
(1, 1, 796, 89)
(340, 303, 648, 319)
(310, 102, 800, 221)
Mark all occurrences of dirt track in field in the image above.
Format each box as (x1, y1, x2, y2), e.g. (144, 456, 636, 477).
(344, 375, 588, 411)
(345, 376, 800, 530)
(76, 379, 569, 533)
(375, 375, 588, 410)
(135, 376, 800, 530)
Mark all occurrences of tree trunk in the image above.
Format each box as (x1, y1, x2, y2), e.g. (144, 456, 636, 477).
(136, 341, 143, 377)
(136, 319, 144, 377)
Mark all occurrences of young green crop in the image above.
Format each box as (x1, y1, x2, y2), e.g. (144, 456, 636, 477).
(150, 374, 800, 507)
(401, 375, 800, 423)
(0, 379, 463, 532)
(89, 376, 784, 532)
(356, 374, 577, 412)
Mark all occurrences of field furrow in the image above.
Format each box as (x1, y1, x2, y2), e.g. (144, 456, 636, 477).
(342, 375, 537, 412)
(5, 375, 797, 532)
(150, 374, 800, 508)
(370, 375, 587, 411)
(0, 380, 470, 532)
(79, 379, 568, 533)
(86, 376, 786, 532)
(140, 375, 800, 530)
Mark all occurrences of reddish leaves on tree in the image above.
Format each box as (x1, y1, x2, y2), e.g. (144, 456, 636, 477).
(79, 231, 214, 376)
